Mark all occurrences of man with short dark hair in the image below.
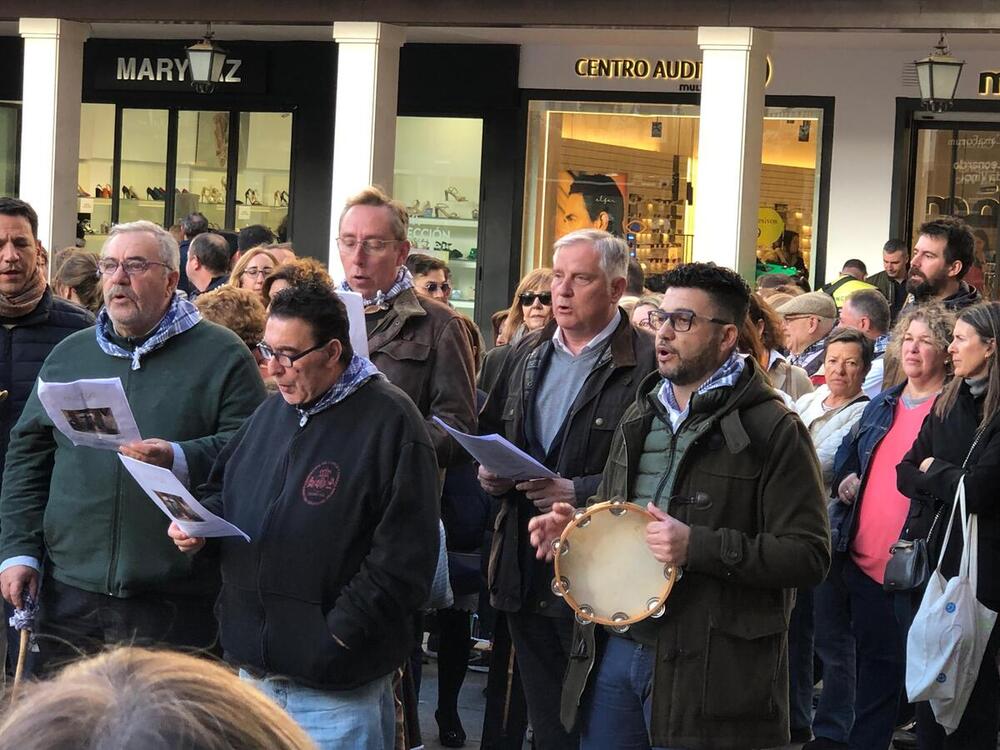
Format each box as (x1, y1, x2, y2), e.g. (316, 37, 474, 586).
(822, 259, 877, 309)
(555, 170, 625, 239)
(620, 257, 646, 312)
(867, 239, 909, 323)
(0, 197, 94, 673)
(479, 228, 656, 749)
(405, 253, 452, 304)
(236, 224, 275, 261)
(840, 288, 891, 397)
(904, 216, 980, 312)
(169, 282, 439, 748)
(0, 219, 265, 672)
(528, 262, 830, 749)
(186, 232, 231, 299)
(178, 212, 209, 294)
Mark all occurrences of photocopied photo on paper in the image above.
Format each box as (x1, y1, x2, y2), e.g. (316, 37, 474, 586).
(38, 377, 142, 450)
(118, 454, 251, 542)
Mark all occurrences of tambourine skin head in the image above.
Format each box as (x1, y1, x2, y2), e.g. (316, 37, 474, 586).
(554, 500, 680, 628)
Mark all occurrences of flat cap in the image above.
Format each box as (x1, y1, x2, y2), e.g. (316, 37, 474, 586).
(775, 291, 837, 319)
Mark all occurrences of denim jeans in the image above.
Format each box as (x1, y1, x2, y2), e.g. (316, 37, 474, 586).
(581, 635, 690, 750)
(787, 586, 815, 734)
(813, 556, 856, 744)
(240, 669, 395, 750)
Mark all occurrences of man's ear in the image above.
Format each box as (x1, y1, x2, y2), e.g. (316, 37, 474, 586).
(609, 275, 627, 304)
(947, 258, 964, 280)
(327, 338, 344, 364)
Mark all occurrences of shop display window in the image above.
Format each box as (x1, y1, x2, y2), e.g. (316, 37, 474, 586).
(394, 116, 483, 316)
(0, 102, 19, 198)
(77, 103, 116, 247)
(236, 112, 291, 235)
(119, 109, 169, 227)
(911, 126, 1000, 297)
(521, 100, 824, 283)
(174, 111, 230, 228)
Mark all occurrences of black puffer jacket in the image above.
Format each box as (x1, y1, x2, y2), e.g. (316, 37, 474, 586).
(0, 289, 94, 482)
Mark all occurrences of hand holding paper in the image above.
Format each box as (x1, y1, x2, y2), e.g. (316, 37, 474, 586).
(432, 416, 557, 481)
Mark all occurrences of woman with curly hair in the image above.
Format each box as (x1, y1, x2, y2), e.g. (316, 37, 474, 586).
(261, 257, 333, 306)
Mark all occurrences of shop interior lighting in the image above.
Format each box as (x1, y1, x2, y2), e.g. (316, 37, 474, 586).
(186, 23, 228, 94)
(915, 33, 964, 112)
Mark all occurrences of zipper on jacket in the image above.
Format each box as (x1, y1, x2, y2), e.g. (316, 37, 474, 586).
(256, 426, 298, 670)
(105, 367, 131, 595)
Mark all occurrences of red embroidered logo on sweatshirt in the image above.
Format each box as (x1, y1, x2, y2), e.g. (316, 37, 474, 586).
(302, 462, 340, 505)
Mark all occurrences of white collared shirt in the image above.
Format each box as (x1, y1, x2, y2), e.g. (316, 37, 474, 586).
(551, 310, 620, 357)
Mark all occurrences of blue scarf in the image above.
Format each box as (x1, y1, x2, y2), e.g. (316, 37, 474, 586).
(95, 294, 201, 371)
(295, 353, 386, 427)
(339, 266, 414, 309)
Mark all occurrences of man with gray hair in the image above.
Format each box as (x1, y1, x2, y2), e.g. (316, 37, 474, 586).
(839, 287, 892, 397)
(185, 231, 231, 299)
(478, 228, 656, 748)
(0, 219, 265, 673)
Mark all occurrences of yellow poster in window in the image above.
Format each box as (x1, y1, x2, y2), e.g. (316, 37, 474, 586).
(757, 207, 785, 248)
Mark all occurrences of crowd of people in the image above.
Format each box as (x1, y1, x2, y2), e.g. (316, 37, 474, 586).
(0, 190, 996, 750)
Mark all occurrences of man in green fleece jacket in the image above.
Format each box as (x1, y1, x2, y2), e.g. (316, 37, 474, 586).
(0, 220, 265, 672)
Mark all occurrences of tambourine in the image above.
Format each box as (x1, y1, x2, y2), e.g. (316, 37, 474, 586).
(551, 498, 680, 633)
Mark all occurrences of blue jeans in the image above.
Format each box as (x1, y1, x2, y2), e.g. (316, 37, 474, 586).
(581, 635, 686, 750)
(813, 556, 856, 744)
(240, 669, 395, 750)
(787, 586, 815, 734)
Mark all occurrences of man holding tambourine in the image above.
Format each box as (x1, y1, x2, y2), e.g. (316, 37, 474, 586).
(529, 263, 831, 750)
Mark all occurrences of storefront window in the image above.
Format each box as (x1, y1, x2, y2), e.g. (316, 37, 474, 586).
(0, 103, 19, 198)
(521, 100, 825, 283)
(394, 116, 483, 316)
(77, 103, 116, 249)
(174, 110, 230, 228)
(119, 108, 169, 227)
(911, 127, 1000, 296)
(236, 112, 292, 235)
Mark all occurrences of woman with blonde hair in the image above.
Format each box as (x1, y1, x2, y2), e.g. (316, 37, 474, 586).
(0, 647, 316, 750)
(51, 248, 103, 315)
(498, 267, 554, 346)
(228, 247, 278, 303)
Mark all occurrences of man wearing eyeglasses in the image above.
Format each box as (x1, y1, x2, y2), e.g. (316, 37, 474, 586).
(337, 186, 476, 468)
(0, 219, 265, 674)
(478, 228, 655, 749)
(527, 263, 830, 750)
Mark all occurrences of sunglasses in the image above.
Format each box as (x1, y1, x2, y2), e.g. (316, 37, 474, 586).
(423, 282, 452, 294)
(519, 292, 552, 306)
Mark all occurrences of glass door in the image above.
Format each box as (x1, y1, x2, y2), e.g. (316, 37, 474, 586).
(174, 110, 231, 229)
(910, 126, 1000, 297)
(0, 102, 19, 198)
(118, 108, 170, 226)
(236, 112, 292, 235)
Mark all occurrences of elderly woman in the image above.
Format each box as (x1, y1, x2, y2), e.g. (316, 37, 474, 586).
(810, 305, 954, 750)
(787, 326, 872, 745)
(898, 302, 1000, 749)
(228, 247, 278, 303)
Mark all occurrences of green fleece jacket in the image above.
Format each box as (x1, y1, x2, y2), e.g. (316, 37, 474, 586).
(0, 320, 265, 598)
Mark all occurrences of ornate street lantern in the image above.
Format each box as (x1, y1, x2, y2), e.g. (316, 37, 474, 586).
(186, 24, 227, 94)
(915, 34, 964, 112)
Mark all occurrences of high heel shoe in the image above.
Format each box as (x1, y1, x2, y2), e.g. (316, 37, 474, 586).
(435, 203, 459, 219)
(434, 710, 466, 748)
(280, 190, 289, 206)
(444, 186, 468, 202)
(274, 190, 281, 207)
(78, 185, 90, 198)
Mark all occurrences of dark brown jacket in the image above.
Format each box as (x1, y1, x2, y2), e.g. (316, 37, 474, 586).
(561, 361, 830, 749)
(481, 310, 656, 615)
(368, 288, 477, 467)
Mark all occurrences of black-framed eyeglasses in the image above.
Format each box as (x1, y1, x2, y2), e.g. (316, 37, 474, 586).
(336, 237, 402, 255)
(647, 309, 732, 333)
(256, 340, 332, 368)
(519, 291, 552, 306)
(423, 281, 452, 294)
(241, 267, 274, 278)
(96, 258, 172, 277)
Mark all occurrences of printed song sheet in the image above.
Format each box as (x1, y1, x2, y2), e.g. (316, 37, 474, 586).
(432, 416, 558, 481)
(119, 455, 250, 541)
(38, 378, 142, 450)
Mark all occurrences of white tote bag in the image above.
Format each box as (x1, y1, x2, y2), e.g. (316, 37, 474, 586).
(905, 477, 999, 733)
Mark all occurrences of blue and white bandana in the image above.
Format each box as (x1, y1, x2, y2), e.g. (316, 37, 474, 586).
(340, 266, 414, 309)
(95, 294, 201, 371)
(658, 350, 747, 431)
(873, 333, 889, 358)
(295, 353, 386, 427)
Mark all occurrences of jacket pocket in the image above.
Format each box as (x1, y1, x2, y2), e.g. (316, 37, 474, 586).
(380, 338, 430, 363)
(702, 609, 785, 719)
(263, 596, 349, 685)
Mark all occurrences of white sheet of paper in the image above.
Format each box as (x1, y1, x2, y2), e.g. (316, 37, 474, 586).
(119, 455, 250, 541)
(432, 416, 558, 481)
(335, 290, 369, 359)
(38, 378, 142, 450)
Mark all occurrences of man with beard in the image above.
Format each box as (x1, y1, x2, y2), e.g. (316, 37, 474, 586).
(0, 220, 264, 672)
(527, 263, 830, 750)
(903, 216, 979, 312)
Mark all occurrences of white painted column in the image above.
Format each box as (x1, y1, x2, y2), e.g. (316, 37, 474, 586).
(18, 18, 89, 255)
(329, 22, 405, 280)
(693, 27, 771, 281)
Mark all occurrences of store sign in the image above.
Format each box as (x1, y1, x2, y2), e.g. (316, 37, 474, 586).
(574, 55, 773, 91)
(978, 71, 1000, 96)
(757, 207, 785, 247)
(89, 42, 265, 93)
